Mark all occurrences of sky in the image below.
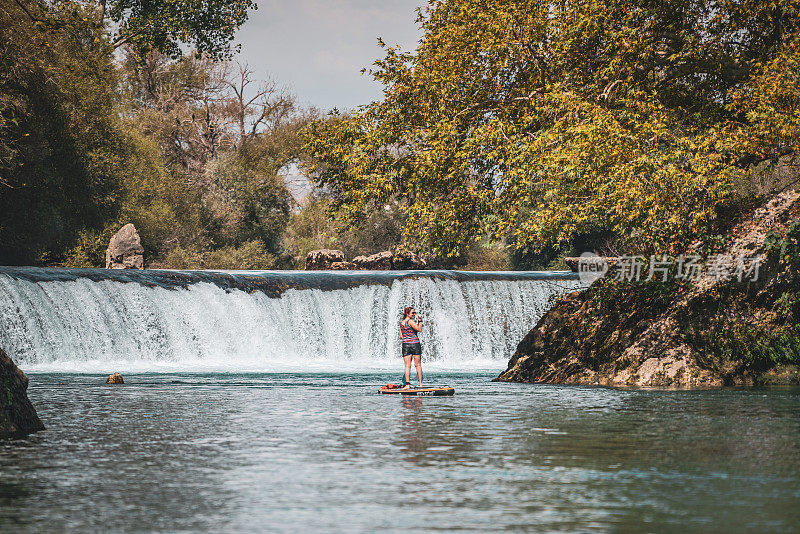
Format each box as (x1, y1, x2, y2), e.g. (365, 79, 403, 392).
(234, 0, 426, 112)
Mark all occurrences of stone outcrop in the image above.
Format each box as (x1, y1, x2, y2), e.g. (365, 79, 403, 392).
(352, 251, 393, 270)
(497, 189, 800, 387)
(495, 287, 721, 387)
(305, 248, 428, 270)
(329, 261, 356, 270)
(305, 249, 345, 270)
(0, 347, 45, 437)
(106, 372, 124, 384)
(392, 250, 427, 270)
(106, 223, 144, 269)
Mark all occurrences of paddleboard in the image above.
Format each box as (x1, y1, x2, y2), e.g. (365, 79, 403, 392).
(379, 384, 455, 396)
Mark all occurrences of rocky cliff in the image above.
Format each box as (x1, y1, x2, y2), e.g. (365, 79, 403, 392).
(497, 190, 800, 387)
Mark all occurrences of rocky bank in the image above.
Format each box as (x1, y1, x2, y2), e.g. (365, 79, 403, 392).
(497, 189, 800, 387)
(305, 249, 427, 270)
(0, 347, 44, 437)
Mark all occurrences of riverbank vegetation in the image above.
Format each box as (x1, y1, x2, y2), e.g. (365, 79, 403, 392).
(0, 0, 289, 267)
(0, 0, 439, 268)
(497, 192, 800, 385)
(2, 0, 799, 274)
(305, 0, 800, 265)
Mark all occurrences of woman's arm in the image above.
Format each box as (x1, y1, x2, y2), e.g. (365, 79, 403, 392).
(409, 319, 422, 332)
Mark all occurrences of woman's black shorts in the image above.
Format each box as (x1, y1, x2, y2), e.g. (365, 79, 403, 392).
(402, 342, 422, 357)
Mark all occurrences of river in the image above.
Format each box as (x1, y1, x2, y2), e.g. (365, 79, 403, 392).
(0, 372, 798, 532)
(1, 269, 798, 531)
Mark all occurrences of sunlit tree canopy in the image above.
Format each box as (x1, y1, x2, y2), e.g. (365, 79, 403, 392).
(304, 0, 800, 257)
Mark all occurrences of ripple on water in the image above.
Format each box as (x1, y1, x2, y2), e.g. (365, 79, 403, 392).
(0, 372, 798, 532)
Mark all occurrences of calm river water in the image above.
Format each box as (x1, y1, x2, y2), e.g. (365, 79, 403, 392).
(1, 372, 799, 532)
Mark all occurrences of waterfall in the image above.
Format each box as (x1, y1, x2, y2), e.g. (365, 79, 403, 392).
(0, 267, 583, 372)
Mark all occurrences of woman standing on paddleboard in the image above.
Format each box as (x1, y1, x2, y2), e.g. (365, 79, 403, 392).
(400, 307, 423, 388)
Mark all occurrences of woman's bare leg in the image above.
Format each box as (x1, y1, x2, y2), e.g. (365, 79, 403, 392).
(413, 354, 423, 387)
(403, 355, 413, 386)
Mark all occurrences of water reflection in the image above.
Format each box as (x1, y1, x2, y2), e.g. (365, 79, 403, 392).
(399, 396, 425, 459)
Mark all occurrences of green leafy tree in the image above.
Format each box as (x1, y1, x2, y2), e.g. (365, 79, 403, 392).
(11, 0, 255, 59)
(119, 48, 310, 265)
(207, 150, 293, 253)
(304, 0, 800, 258)
(0, 0, 264, 265)
(104, 0, 255, 59)
(0, 3, 122, 263)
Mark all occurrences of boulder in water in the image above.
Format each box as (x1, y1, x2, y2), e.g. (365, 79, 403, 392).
(305, 249, 345, 270)
(0, 347, 45, 437)
(106, 372, 124, 384)
(352, 251, 393, 270)
(106, 223, 144, 269)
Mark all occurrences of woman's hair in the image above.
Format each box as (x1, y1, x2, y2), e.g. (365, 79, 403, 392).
(403, 306, 414, 318)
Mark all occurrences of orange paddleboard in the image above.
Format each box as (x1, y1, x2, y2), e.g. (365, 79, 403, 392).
(379, 384, 455, 396)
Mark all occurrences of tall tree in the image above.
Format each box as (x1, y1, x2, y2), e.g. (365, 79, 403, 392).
(120, 50, 311, 257)
(0, 0, 258, 265)
(304, 0, 800, 258)
(0, 2, 123, 263)
(10, 0, 256, 59)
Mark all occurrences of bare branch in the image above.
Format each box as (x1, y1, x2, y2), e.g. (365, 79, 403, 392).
(13, 0, 46, 23)
(112, 34, 134, 48)
(597, 79, 623, 104)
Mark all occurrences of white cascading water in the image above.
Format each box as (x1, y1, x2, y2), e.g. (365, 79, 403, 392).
(0, 269, 583, 372)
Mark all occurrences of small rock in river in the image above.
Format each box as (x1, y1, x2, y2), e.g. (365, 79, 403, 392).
(106, 373, 124, 384)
